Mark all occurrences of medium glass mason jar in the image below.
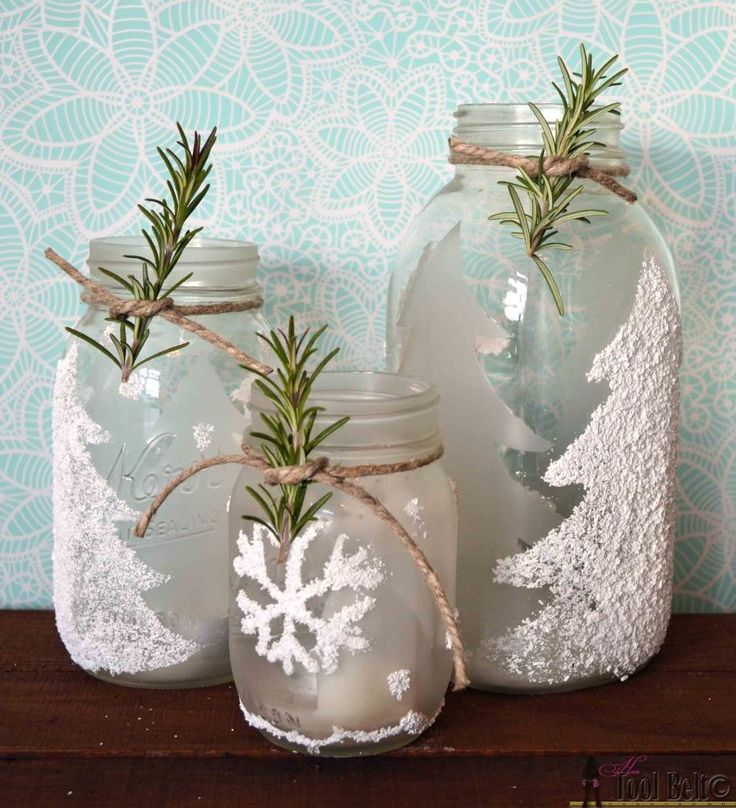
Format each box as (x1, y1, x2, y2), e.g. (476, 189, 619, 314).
(229, 372, 457, 755)
(53, 237, 269, 688)
(387, 104, 681, 693)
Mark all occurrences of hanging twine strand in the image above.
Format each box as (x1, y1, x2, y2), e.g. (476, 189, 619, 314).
(448, 136, 638, 204)
(134, 442, 469, 691)
(44, 248, 273, 375)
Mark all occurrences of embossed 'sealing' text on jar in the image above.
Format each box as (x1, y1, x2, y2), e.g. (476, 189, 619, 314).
(229, 372, 457, 755)
(388, 104, 681, 693)
(53, 237, 269, 687)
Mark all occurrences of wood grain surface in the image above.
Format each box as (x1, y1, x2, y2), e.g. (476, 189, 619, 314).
(1, 612, 734, 807)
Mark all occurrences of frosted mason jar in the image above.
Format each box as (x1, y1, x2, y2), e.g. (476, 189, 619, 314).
(53, 237, 269, 688)
(229, 372, 457, 755)
(387, 104, 681, 693)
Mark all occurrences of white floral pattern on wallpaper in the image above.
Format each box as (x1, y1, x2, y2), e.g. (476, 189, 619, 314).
(0, 0, 734, 611)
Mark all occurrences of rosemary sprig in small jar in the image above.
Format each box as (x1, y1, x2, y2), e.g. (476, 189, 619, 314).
(243, 317, 349, 563)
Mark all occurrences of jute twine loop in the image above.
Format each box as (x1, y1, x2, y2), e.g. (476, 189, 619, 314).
(45, 248, 272, 375)
(134, 441, 469, 690)
(107, 296, 175, 318)
(264, 456, 330, 485)
(448, 136, 638, 204)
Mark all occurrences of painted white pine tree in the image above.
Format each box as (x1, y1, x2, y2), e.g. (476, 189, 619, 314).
(493, 256, 681, 684)
(396, 225, 561, 668)
(53, 344, 197, 675)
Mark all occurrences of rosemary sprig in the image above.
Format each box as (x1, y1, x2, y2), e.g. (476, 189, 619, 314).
(67, 123, 217, 381)
(243, 317, 349, 563)
(489, 44, 627, 315)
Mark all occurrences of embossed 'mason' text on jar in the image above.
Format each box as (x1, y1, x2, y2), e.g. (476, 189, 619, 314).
(53, 237, 269, 688)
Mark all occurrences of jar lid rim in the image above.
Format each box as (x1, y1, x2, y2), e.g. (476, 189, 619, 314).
(87, 235, 260, 292)
(454, 102, 624, 129)
(88, 235, 259, 260)
(250, 370, 439, 417)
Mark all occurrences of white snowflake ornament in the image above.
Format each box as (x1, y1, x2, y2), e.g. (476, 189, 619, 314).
(234, 523, 385, 675)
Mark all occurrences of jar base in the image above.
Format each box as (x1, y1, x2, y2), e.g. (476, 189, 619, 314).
(257, 728, 420, 758)
(467, 655, 655, 695)
(87, 669, 233, 690)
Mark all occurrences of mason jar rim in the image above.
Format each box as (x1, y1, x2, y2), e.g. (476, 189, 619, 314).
(248, 371, 442, 457)
(87, 235, 261, 297)
(251, 371, 438, 416)
(453, 102, 624, 129)
(88, 235, 258, 261)
(452, 102, 625, 162)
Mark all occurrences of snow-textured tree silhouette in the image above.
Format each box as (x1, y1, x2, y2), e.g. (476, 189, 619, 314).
(53, 344, 197, 675)
(493, 256, 681, 684)
(234, 522, 385, 675)
(396, 225, 561, 668)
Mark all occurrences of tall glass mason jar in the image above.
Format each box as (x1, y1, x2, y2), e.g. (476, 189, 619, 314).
(53, 237, 269, 688)
(229, 372, 457, 755)
(387, 104, 681, 693)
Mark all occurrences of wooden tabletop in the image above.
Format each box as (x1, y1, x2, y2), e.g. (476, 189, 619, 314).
(1, 612, 734, 807)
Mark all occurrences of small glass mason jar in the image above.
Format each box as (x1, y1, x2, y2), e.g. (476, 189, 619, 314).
(53, 237, 269, 688)
(387, 104, 681, 693)
(229, 372, 457, 756)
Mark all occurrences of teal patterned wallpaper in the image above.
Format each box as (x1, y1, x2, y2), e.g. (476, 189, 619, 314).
(0, 1, 734, 611)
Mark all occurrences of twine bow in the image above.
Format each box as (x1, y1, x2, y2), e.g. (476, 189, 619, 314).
(448, 136, 638, 204)
(44, 248, 272, 375)
(133, 442, 469, 690)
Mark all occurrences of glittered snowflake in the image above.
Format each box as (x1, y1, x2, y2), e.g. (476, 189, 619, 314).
(233, 523, 385, 675)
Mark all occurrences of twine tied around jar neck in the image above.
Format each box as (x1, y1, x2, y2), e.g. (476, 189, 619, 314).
(448, 136, 638, 204)
(44, 248, 272, 375)
(133, 441, 470, 691)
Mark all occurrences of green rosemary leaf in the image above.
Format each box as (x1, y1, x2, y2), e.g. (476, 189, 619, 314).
(250, 430, 282, 447)
(291, 492, 334, 540)
(108, 332, 130, 365)
(551, 208, 607, 226)
(528, 103, 556, 155)
(254, 379, 295, 424)
(65, 328, 121, 368)
(299, 347, 341, 401)
(261, 444, 283, 469)
(305, 415, 350, 455)
(259, 331, 290, 368)
(162, 271, 194, 298)
(97, 266, 135, 293)
(105, 317, 135, 331)
(593, 54, 619, 81)
(132, 342, 188, 370)
(531, 255, 564, 316)
(536, 242, 574, 251)
(246, 485, 279, 520)
(557, 55, 575, 105)
(241, 514, 280, 541)
(507, 185, 531, 244)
